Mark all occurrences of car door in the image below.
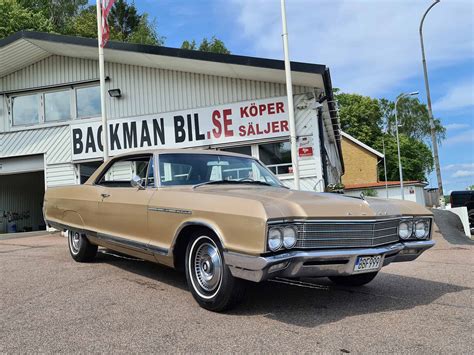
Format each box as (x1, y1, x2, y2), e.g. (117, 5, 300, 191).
(95, 154, 156, 254)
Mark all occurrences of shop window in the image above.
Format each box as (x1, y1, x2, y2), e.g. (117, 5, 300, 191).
(76, 86, 101, 118)
(11, 94, 40, 126)
(259, 142, 292, 175)
(221, 145, 252, 156)
(45, 90, 71, 122)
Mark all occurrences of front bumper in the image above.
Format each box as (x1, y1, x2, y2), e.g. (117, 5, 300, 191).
(223, 240, 435, 282)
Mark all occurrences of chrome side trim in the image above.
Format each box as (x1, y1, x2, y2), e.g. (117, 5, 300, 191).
(148, 207, 192, 215)
(45, 219, 168, 256)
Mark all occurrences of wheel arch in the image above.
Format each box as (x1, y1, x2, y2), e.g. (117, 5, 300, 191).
(171, 220, 225, 270)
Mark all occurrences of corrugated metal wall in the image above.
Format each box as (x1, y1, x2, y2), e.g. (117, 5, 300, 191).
(1, 55, 311, 125)
(0, 171, 46, 233)
(0, 54, 330, 190)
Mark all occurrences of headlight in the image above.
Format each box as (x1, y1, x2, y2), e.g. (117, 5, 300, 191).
(398, 221, 413, 239)
(414, 220, 429, 239)
(268, 227, 283, 251)
(282, 226, 297, 248)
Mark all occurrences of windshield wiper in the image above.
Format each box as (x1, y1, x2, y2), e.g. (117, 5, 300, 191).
(193, 179, 282, 189)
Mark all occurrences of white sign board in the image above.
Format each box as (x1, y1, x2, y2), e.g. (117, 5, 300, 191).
(71, 96, 289, 161)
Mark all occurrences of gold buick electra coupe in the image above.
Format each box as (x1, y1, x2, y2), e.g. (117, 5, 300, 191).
(44, 150, 435, 311)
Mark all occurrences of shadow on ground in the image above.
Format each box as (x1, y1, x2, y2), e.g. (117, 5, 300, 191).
(94, 248, 469, 328)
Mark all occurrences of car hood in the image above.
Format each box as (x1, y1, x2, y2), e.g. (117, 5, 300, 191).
(191, 186, 432, 219)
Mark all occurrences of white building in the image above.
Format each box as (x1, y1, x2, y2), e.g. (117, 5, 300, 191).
(344, 181, 427, 205)
(0, 31, 344, 233)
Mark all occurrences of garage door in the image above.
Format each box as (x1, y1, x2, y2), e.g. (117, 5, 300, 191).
(0, 155, 46, 233)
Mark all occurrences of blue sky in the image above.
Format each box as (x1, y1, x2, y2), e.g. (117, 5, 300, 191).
(122, 0, 473, 192)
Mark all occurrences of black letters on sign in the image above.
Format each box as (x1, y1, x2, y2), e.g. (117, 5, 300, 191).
(85, 127, 96, 153)
(174, 115, 186, 143)
(153, 118, 165, 145)
(72, 129, 83, 155)
(140, 120, 152, 147)
(109, 123, 121, 150)
(123, 122, 137, 149)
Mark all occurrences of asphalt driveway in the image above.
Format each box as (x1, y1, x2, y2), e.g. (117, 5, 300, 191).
(0, 229, 472, 353)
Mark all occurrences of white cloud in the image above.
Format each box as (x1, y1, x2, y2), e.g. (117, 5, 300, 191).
(433, 80, 474, 111)
(445, 123, 471, 130)
(443, 163, 474, 171)
(445, 129, 474, 145)
(452, 170, 474, 178)
(229, 0, 474, 96)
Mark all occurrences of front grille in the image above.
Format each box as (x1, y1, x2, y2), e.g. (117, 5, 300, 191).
(294, 219, 400, 249)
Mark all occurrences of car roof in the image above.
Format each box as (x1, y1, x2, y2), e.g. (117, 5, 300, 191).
(111, 148, 253, 160)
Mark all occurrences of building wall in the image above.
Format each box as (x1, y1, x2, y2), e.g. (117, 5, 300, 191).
(344, 185, 426, 205)
(341, 136, 379, 185)
(0, 55, 338, 191)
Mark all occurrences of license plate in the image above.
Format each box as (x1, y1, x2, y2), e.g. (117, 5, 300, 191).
(354, 255, 381, 272)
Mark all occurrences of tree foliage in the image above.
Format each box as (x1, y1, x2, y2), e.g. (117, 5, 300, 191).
(0, 0, 53, 38)
(1, 0, 164, 46)
(373, 134, 434, 182)
(181, 36, 230, 54)
(18, 0, 87, 31)
(379, 96, 445, 143)
(336, 92, 383, 146)
(336, 91, 443, 181)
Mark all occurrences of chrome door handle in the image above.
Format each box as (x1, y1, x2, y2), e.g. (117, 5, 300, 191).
(101, 193, 110, 198)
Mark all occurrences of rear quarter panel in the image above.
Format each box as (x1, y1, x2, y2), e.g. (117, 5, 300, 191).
(44, 185, 100, 232)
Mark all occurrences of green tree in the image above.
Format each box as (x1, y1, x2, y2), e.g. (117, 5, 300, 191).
(181, 36, 230, 54)
(374, 133, 434, 181)
(0, 0, 53, 38)
(379, 96, 445, 143)
(18, 0, 87, 32)
(64, 5, 97, 38)
(335, 92, 383, 146)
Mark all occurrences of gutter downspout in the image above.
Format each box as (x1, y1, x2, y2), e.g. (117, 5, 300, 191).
(317, 107, 328, 190)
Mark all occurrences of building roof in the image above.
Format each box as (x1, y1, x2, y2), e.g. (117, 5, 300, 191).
(341, 131, 384, 159)
(344, 181, 427, 190)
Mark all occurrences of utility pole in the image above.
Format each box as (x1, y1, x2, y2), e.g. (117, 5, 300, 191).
(280, 0, 300, 190)
(420, 0, 443, 197)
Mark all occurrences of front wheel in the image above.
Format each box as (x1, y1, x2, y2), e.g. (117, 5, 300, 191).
(329, 272, 378, 286)
(68, 230, 97, 262)
(185, 232, 245, 312)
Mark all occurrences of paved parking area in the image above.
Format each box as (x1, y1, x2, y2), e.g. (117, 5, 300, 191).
(1, 229, 472, 353)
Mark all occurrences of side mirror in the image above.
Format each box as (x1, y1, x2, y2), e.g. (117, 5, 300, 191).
(131, 175, 145, 190)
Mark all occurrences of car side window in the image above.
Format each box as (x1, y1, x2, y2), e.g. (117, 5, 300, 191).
(97, 155, 151, 188)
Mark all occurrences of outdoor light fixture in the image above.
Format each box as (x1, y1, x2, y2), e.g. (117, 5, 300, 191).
(108, 88, 121, 98)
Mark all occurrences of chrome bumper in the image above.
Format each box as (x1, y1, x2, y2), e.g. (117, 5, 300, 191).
(223, 240, 435, 283)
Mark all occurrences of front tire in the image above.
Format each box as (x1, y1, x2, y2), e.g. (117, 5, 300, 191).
(68, 230, 97, 262)
(329, 271, 378, 286)
(185, 231, 245, 312)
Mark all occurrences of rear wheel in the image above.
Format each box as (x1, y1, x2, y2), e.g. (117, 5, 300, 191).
(68, 230, 97, 262)
(329, 272, 378, 286)
(185, 231, 245, 312)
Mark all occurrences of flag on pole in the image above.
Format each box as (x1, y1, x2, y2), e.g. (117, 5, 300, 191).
(100, 0, 116, 48)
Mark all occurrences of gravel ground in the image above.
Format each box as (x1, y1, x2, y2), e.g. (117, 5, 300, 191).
(0, 229, 472, 353)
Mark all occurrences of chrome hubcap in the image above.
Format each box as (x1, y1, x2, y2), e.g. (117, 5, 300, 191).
(193, 241, 222, 292)
(70, 232, 81, 252)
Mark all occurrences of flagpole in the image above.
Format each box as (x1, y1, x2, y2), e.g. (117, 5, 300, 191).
(280, 0, 300, 190)
(96, 0, 109, 161)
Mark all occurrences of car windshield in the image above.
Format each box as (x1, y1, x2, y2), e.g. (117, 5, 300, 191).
(158, 153, 283, 187)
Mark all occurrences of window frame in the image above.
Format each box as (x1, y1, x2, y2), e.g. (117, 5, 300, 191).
(75, 84, 102, 120)
(7, 83, 100, 128)
(94, 154, 155, 189)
